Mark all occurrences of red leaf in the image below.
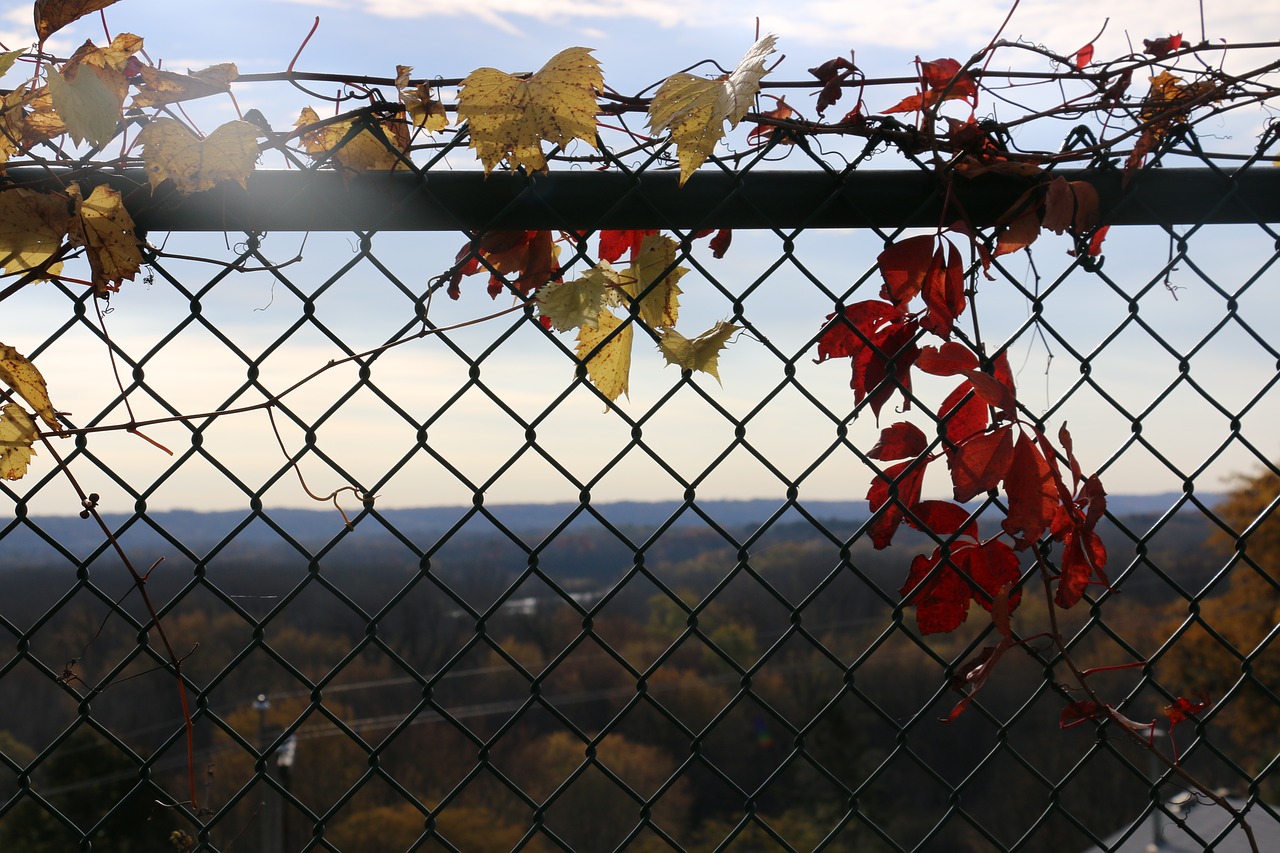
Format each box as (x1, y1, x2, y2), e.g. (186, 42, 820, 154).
(994, 209, 1041, 257)
(867, 457, 928, 549)
(900, 549, 971, 634)
(1143, 34, 1184, 58)
(955, 538, 1023, 612)
(904, 500, 978, 539)
(1002, 431, 1057, 547)
(1060, 701, 1106, 728)
(450, 230, 560, 299)
(944, 635, 1016, 721)
(921, 241, 966, 338)
(920, 57, 978, 101)
(1101, 69, 1133, 107)
(959, 369, 1017, 417)
(1074, 43, 1095, 69)
(949, 424, 1014, 502)
(1055, 527, 1106, 608)
(878, 235, 936, 305)
(939, 380, 989, 452)
(916, 342, 979, 375)
(1041, 177, 1074, 235)
(1164, 693, 1210, 725)
(748, 100, 795, 143)
(854, 318, 920, 422)
(815, 300, 904, 361)
(869, 421, 929, 461)
(709, 228, 732, 258)
(599, 229, 656, 263)
(992, 351, 1017, 407)
(1058, 422, 1083, 488)
(1069, 225, 1109, 258)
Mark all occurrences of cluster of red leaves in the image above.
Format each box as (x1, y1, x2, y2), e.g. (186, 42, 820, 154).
(447, 230, 559, 299)
(884, 57, 978, 115)
(815, 211, 1113, 635)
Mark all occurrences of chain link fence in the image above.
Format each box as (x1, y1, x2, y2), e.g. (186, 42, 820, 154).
(2, 117, 1280, 852)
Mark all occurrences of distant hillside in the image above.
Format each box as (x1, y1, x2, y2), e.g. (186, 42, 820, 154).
(2, 492, 1221, 568)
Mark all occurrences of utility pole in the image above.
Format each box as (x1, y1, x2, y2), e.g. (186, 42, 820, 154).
(253, 693, 279, 853)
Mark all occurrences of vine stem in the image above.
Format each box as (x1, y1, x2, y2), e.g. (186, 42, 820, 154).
(1032, 554, 1259, 853)
(36, 435, 200, 811)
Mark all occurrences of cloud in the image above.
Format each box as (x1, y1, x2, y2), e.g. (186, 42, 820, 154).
(268, 0, 1280, 57)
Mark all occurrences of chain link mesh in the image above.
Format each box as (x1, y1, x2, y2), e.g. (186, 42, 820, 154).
(2, 120, 1279, 852)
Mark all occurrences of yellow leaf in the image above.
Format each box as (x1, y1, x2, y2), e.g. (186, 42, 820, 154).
(67, 183, 143, 294)
(130, 63, 237, 109)
(626, 234, 685, 328)
(0, 403, 38, 480)
(403, 84, 449, 132)
(73, 33, 143, 75)
(457, 47, 602, 175)
(34, 0, 123, 41)
(18, 87, 69, 149)
(395, 65, 413, 91)
(536, 261, 621, 332)
(576, 309, 631, 404)
(0, 343, 59, 430)
(0, 48, 24, 79)
(0, 188, 70, 280)
(47, 62, 120, 148)
(656, 321, 740, 384)
(648, 34, 776, 184)
(294, 106, 406, 174)
(138, 117, 261, 193)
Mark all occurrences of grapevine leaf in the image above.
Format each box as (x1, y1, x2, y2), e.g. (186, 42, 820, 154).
(648, 34, 777, 185)
(47, 62, 121, 148)
(295, 106, 406, 175)
(139, 117, 261, 193)
(0, 187, 70, 280)
(35, 0, 122, 41)
(0, 403, 37, 480)
(0, 343, 59, 430)
(130, 63, 237, 109)
(626, 233, 684, 329)
(402, 84, 449, 131)
(655, 321, 740, 384)
(868, 421, 928, 461)
(536, 261, 620, 332)
(457, 47, 602, 175)
(66, 183, 143, 294)
(0, 48, 23, 79)
(576, 308, 631, 404)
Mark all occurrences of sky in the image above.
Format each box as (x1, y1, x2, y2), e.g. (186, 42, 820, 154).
(2, 0, 1279, 515)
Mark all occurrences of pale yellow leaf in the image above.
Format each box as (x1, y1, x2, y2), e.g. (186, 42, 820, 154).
(18, 87, 68, 148)
(0, 343, 59, 430)
(73, 33, 143, 75)
(47, 62, 121, 148)
(656, 321, 740, 384)
(0, 403, 38, 480)
(34, 0, 123, 41)
(626, 233, 684, 328)
(67, 183, 143, 294)
(648, 34, 776, 184)
(294, 106, 406, 174)
(403, 83, 449, 132)
(0, 187, 70, 280)
(0, 48, 24, 79)
(536, 261, 620, 332)
(458, 47, 601, 175)
(576, 309, 631, 404)
(130, 63, 238, 109)
(138, 117, 261, 193)
(395, 65, 413, 91)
